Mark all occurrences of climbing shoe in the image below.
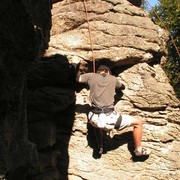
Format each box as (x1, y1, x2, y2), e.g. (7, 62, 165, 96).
(98, 147, 103, 154)
(134, 147, 151, 156)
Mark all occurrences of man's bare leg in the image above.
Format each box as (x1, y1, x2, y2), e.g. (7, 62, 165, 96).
(131, 118, 142, 150)
(131, 117, 151, 156)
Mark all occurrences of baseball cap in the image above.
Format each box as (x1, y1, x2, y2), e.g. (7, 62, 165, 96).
(97, 65, 112, 74)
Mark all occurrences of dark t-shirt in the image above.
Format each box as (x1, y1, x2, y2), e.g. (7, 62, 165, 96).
(80, 73, 121, 108)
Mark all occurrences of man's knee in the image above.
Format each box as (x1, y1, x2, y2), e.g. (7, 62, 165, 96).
(131, 117, 143, 127)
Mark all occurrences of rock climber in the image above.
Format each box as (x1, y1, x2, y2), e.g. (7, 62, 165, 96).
(76, 64, 151, 156)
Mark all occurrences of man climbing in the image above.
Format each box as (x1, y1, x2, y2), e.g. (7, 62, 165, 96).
(76, 64, 151, 156)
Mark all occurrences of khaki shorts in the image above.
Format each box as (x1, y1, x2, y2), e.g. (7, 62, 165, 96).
(88, 111, 133, 131)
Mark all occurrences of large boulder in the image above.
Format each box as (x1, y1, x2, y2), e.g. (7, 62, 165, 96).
(46, 0, 168, 66)
(43, 0, 180, 179)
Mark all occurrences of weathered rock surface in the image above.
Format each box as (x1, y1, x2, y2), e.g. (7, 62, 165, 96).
(46, 0, 169, 66)
(41, 0, 179, 179)
(70, 63, 180, 180)
(0, 0, 180, 180)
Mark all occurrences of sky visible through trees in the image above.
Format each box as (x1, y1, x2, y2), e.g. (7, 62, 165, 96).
(148, 0, 158, 6)
(142, 0, 158, 10)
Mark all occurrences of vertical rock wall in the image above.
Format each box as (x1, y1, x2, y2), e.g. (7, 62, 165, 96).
(42, 0, 180, 179)
(0, 0, 52, 179)
(0, 0, 180, 179)
(27, 54, 76, 179)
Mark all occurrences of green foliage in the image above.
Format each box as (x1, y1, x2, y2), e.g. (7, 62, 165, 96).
(149, 0, 180, 99)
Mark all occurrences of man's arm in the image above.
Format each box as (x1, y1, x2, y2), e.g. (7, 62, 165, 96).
(116, 79, 125, 90)
(76, 72, 92, 83)
(75, 63, 89, 83)
(76, 72, 82, 83)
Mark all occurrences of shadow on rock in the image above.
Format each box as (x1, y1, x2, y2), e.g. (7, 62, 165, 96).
(87, 126, 149, 162)
(87, 124, 131, 158)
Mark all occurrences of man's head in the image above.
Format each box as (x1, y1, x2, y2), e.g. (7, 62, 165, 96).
(97, 65, 112, 74)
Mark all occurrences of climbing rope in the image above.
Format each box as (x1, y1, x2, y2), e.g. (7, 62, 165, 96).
(146, 0, 180, 57)
(83, 0, 96, 73)
(83, 0, 180, 73)
(83, 0, 102, 152)
(83, 0, 180, 74)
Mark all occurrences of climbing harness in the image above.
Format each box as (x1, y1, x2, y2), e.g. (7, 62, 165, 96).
(91, 106, 114, 114)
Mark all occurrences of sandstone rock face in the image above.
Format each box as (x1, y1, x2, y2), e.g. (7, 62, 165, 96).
(0, 0, 180, 180)
(40, 0, 179, 179)
(46, 0, 168, 66)
(70, 64, 180, 180)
